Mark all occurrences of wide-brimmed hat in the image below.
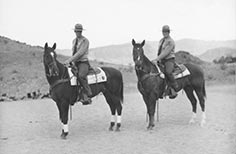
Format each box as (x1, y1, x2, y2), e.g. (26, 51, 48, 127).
(74, 23, 85, 32)
(162, 25, 171, 32)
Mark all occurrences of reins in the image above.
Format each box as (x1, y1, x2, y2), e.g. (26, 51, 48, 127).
(48, 62, 71, 92)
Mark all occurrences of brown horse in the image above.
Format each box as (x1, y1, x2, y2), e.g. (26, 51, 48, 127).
(43, 43, 123, 139)
(132, 39, 206, 130)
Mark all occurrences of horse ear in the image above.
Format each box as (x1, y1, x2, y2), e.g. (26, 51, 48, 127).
(132, 39, 136, 46)
(44, 43, 48, 49)
(52, 43, 56, 50)
(141, 40, 145, 46)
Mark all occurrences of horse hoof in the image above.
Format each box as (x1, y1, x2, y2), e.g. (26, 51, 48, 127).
(189, 119, 195, 124)
(115, 127, 121, 132)
(60, 131, 68, 139)
(200, 120, 206, 127)
(109, 127, 114, 131)
(109, 122, 115, 131)
(147, 124, 154, 130)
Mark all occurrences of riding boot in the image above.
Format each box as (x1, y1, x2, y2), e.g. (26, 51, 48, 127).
(79, 77, 92, 105)
(169, 88, 177, 99)
(167, 74, 179, 99)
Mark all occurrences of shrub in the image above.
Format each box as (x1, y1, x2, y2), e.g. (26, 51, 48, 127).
(227, 68, 236, 75)
(220, 64, 227, 70)
(4, 40, 8, 44)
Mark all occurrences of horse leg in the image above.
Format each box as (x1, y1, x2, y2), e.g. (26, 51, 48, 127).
(60, 101, 69, 139)
(184, 86, 197, 124)
(143, 94, 156, 130)
(103, 92, 116, 131)
(194, 87, 206, 127)
(115, 98, 122, 132)
(55, 100, 62, 121)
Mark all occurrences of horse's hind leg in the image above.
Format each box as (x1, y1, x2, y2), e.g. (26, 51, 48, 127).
(103, 92, 116, 131)
(194, 87, 206, 127)
(115, 98, 122, 132)
(184, 86, 197, 124)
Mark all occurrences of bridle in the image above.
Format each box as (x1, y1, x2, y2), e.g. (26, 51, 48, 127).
(44, 54, 71, 91)
(46, 61, 58, 77)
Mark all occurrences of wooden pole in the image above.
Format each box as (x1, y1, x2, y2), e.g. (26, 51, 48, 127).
(156, 100, 159, 122)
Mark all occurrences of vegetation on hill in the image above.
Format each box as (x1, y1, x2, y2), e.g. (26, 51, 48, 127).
(199, 47, 236, 62)
(213, 55, 236, 64)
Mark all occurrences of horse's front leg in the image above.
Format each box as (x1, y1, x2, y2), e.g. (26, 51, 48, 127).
(143, 95, 156, 130)
(60, 101, 70, 139)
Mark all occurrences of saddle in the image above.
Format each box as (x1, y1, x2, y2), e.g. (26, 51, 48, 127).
(157, 63, 190, 79)
(68, 66, 107, 86)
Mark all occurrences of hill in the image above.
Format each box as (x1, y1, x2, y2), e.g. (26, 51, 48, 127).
(199, 47, 236, 62)
(175, 39, 236, 56)
(0, 36, 235, 101)
(0, 36, 135, 100)
(57, 39, 236, 65)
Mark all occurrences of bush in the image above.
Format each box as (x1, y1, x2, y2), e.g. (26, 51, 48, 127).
(227, 67, 236, 75)
(220, 64, 227, 70)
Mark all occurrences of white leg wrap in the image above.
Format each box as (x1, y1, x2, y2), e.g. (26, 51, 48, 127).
(202, 112, 206, 120)
(201, 112, 206, 127)
(117, 116, 122, 123)
(189, 112, 197, 124)
(111, 115, 116, 123)
(62, 124, 69, 132)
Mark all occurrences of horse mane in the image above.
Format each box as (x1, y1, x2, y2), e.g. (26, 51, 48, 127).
(142, 54, 159, 74)
(56, 59, 69, 79)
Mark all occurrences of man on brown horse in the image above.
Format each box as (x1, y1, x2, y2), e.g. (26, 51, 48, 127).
(153, 25, 179, 98)
(64, 23, 92, 104)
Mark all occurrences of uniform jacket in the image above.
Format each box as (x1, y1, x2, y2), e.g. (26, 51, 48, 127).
(157, 36, 175, 60)
(71, 36, 89, 62)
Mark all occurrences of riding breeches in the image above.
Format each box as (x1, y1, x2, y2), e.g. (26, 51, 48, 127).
(162, 58, 178, 90)
(75, 61, 92, 96)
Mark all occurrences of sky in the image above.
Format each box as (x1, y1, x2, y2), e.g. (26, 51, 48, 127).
(0, 0, 235, 49)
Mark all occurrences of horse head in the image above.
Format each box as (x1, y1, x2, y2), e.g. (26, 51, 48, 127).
(132, 39, 145, 70)
(43, 43, 59, 77)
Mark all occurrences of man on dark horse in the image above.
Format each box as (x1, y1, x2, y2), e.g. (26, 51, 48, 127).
(64, 23, 92, 104)
(153, 25, 179, 98)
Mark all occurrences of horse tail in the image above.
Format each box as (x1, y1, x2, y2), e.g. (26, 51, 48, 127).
(120, 76, 124, 103)
(203, 80, 207, 99)
(115, 70, 124, 103)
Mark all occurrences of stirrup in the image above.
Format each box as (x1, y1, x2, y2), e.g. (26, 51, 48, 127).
(81, 93, 92, 105)
(81, 98, 92, 105)
(169, 88, 177, 99)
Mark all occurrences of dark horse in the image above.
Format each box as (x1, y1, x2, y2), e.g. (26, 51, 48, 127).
(132, 39, 206, 130)
(43, 43, 123, 139)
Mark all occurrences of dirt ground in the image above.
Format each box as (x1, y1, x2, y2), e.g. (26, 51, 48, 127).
(0, 85, 235, 154)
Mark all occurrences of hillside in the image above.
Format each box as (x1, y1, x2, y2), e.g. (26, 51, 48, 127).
(199, 47, 236, 62)
(57, 39, 236, 65)
(175, 39, 236, 56)
(0, 36, 235, 101)
(0, 36, 136, 100)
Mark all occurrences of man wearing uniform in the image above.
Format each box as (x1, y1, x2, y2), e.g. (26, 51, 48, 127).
(154, 25, 179, 98)
(64, 23, 92, 104)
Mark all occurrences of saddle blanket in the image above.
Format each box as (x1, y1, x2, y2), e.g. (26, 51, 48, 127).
(158, 64, 190, 79)
(68, 67, 107, 86)
(173, 68, 190, 79)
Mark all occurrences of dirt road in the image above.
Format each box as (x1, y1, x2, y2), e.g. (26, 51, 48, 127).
(0, 85, 235, 154)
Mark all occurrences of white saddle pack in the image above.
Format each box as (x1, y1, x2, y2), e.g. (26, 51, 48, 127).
(67, 67, 107, 86)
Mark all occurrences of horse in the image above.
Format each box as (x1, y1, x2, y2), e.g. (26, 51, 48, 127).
(131, 39, 206, 130)
(43, 43, 123, 139)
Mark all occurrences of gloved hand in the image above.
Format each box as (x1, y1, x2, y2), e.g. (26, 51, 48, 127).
(64, 59, 71, 67)
(152, 57, 160, 64)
